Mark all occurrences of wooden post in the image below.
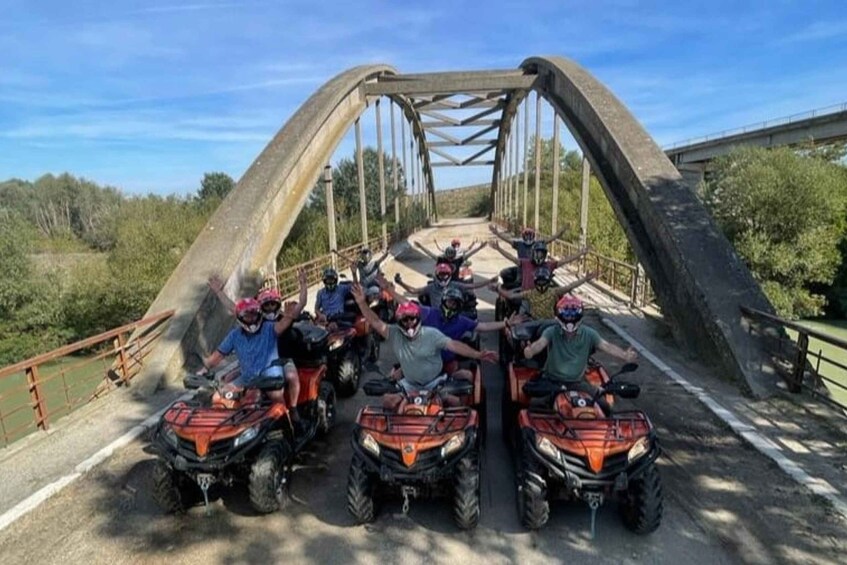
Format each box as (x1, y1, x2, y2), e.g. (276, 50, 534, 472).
(25, 366, 49, 430)
(792, 333, 808, 393)
(534, 92, 542, 230)
(115, 333, 130, 384)
(355, 117, 368, 244)
(551, 114, 561, 234)
(376, 99, 387, 247)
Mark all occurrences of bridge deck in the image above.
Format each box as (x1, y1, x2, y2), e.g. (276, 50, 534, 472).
(0, 219, 844, 564)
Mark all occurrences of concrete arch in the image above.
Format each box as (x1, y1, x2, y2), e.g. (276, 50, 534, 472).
(496, 56, 776, 396)
(134, 65, 434, 395)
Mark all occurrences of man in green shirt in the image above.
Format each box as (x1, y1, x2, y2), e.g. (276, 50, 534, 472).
(523, 294, 637, 395)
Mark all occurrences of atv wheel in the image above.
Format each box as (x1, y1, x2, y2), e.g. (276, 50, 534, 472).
(619, 461, 663, 534)
(453, 452, 481, 530)
(517, 437, 549, 530)
(317, 381, 337, 436)
(334, 349, 361, 398)
(152, 460, 198, 514)
(249, 443, 290, 514)
(347, 454, 377, 523)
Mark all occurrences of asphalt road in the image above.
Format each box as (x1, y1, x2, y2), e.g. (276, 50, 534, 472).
(0, 219, 843, 565)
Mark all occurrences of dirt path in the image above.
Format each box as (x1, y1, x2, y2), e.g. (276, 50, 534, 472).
(0, 219, 844, 565)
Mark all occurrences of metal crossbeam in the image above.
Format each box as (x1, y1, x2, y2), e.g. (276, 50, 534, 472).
(366, 71, 537, 95)
(428, 139, 496, 147)
(422, 119, 499, 128)
(431, 160, 495, 167)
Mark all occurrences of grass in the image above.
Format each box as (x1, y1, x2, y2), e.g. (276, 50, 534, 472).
(786, 319, 847, 408)
(0, 352, 108, 448)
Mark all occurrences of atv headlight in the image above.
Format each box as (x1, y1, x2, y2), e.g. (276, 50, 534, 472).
(361, 433, 380, 456)
(627, 437, 650, 464)
(536, 435, 560, 461)
(329, 338, 344, 351)
(162, 425, 178, 448)
(233, 426, 259, 448)
(440, 432, 466, 458)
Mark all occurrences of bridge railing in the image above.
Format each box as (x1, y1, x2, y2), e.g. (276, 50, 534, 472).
(740, 306, 847, 411)
(0, 310, 174, 448)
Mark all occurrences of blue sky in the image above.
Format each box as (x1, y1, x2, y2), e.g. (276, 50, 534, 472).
(2, 0, 847, 195)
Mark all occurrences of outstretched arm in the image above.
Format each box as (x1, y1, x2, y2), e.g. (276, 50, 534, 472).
(376, 274, 409, 304)
(457, 275, 499, 291)
(445, 340, 498, 363)
(432, 238, 444, 252)
(208, 274, 236, 315)
(393, 274, 427, 295)
(463, 241, 488, 259)
(489, 224, 513, 243)
(489, 283, 524, 301)
(476, 312, 527, 332)
(523, 335, 550, 359)
(552, 247, 590, 270)
(374, 248, 391, 267)
(597, 338, 638, 363)
(553, 271, 598, 297)
(542, 224, 569, 244)
(413, 241, 439, 260)
(490, 240, 519, 264)
(351, 284, 389, 339)
(332, 248, 357, 264)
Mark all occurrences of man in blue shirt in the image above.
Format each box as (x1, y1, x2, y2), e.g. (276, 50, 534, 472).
(201, 269, 307, 422)
(315, 267, 354, 325)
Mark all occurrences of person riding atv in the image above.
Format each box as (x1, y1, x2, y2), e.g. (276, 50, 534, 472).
(414, 240, 485, 281)
(522, 294, 638, 400)
(332, 246, 390, 294)
(350, 285, 497, 409)
(393, 263, 494, 310)
(489, 224, 569, 259)
(493, 267, 598, 319)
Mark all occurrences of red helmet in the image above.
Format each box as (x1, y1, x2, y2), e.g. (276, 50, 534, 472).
(235, 298, 262, 334)
(451, 238, 461, 248)
(257, 288, 282, 320)
(435, 262, 453, 285)
(395, 302, 422, 339)
(521, 226, 536, 243)
(555, 294, 584, 333)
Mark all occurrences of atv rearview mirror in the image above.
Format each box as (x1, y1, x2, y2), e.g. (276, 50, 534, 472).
(606, 381, 640, 399)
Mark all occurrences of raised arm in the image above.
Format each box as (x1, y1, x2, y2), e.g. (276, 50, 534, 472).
(490, 240, 519, 264)
(376, 274, 409, 304)
(332, 248, 357, 264)
(351, 283, 389, 339)
(462, 241, 487, 259)
(457, 275, 499, 291)
(274, 300, 300, 334)
(552, 271, 598, 297)
(432, 238, 444, 252)
(476, 312, 527, 333)
(393, 273, 427, 295)
(414, 241, 439, 260)
(208, 274, 236, 315)
(373, 247, 391, 267)
(542, 224, 569, 244)
(296, 268, 308, 312)
(489, 224, 513, 243)
(552, 247, 590, 270)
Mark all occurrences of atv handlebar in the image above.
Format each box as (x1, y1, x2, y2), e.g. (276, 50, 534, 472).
(362, 376, 474, 399)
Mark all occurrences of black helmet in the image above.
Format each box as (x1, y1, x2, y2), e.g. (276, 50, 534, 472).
(322, 267, 338, 290)
(443, 246, 457, 259)
(533, 266, 553, 290)
(530, 241, 548, 266)
(440, 287, 464, 319)
(358, 247, 372, 265)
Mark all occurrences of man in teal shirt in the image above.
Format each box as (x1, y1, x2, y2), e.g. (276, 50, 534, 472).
(523, 294, 637, 395)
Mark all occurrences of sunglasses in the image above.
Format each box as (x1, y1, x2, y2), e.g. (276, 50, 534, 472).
(398, 316, 420, 328)
(261, 302, 280, 312)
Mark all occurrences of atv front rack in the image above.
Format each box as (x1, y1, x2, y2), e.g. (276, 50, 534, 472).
(525, 409, 653, 443)
(161, 400, 277, 434)
(357, 406, 473, 438)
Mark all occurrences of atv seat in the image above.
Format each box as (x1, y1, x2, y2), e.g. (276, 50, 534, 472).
(278, 322, 329, 367)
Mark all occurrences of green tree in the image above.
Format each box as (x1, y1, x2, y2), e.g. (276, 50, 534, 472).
(703, 146, 847, 318)
(197, 172, 235, 201)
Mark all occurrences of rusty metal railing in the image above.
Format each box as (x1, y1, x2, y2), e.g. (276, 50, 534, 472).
(740, 306, 847, 411)
(0, 310, 174, 448)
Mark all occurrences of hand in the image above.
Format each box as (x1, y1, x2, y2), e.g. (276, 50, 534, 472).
(351, 283, 366, 304)
(523, 346, 534, 359)
(315, 313, 328, 326)
(488, 282, 499, 293)
(196, 365, 210, 377)
(282, 301, 299, 318)
(479, 350, 498, 364)
(207, 274, 225, 293)
(508, 313, 527, 326)
(389, 365, 403, 381)
(623, 347, 638, 363)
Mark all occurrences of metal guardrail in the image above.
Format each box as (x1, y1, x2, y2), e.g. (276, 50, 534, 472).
(0, 310, 174, 448)
(664, 101, 847, 150)
(740, 306, 847, 411)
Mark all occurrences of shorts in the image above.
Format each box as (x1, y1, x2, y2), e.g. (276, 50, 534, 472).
(234, 358, 295, 386)
(398, 374, 448, 393)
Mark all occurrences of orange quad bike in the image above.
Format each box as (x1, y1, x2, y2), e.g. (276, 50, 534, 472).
(150, 325, 336, 515)
(346, 373, 484, 530)
(502, 324, 662, 537)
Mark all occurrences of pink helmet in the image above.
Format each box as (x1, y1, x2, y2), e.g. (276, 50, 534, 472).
(555, 294, 584, 334)
(257, 288, 282, 320)
(435, 262, 453, 286)
(395, 302, 422, 339)
(235, 298, 262, 333)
